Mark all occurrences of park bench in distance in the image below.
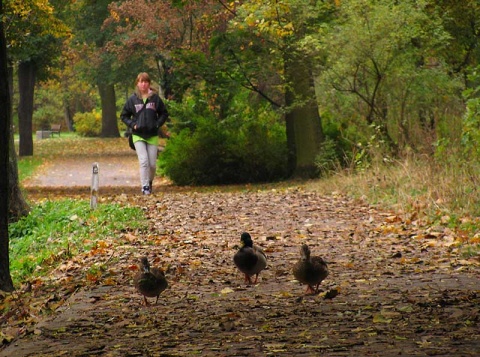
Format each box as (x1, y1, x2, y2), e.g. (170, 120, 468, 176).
(50, 124, 62, 137)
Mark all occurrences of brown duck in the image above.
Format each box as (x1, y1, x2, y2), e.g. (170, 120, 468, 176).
(134, 256, 168, 305)
(293, 244, 329, 294)
(233, 232, 267, 284)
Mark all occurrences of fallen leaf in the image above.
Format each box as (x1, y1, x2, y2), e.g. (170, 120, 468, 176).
(373, 313, 392, 324)
(221, 288, 234, 294)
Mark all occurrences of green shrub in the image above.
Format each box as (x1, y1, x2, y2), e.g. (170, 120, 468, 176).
(313, 114, 358, 176)
(73, 109, 102, 137)
(315, 137, 342, 177)
(160, 118, 242, 185)
(159, 101, 288, 185)
(235, 117, 288, 182)
(461, 94, 480, 159)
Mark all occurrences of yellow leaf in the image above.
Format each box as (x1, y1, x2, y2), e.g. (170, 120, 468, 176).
(373, 313, 392, 324)
(103, 277, 116, 286)
(0, 332, 15, 343)
(273, 291, 293, 298)
(138, 330, 157, 338)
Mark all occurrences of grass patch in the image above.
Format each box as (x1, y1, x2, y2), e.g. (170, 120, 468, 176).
(8, 199, 147, 285)
(306, 156, 480, 256)
(17, 156, 44, 181)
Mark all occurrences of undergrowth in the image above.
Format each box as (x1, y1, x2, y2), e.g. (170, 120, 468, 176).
(8, 199, 147, 285)
(306, 155, 480, 257)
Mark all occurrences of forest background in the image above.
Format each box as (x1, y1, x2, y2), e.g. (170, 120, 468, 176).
(1, 1, 479, 288)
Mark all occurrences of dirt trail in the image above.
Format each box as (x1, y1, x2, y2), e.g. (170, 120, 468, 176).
(2, 188, 479, 356)
(22, 153, 140, 188)
(21, 150, 173, 198)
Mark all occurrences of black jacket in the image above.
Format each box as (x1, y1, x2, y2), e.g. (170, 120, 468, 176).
(120, 91, 168, 139)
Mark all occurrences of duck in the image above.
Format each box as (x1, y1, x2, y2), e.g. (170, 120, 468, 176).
(134, 256, 168, 305)
(293, 244, 329, 294)
(233, 232, 267, 284)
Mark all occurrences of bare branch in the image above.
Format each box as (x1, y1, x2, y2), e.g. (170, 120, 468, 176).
(228, 49, 282, 108)
(217, 0, 236, 16)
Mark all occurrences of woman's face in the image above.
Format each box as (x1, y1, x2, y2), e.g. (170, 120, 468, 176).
(137, 79, 150, 94)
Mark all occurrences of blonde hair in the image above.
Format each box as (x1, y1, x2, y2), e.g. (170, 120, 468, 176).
(135, 72, 151, 85)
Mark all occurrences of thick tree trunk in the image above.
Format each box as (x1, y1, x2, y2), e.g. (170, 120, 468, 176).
(98, 82, 120, 138)
(0, 8, 15, 292)
(18, 60, 36, 157)
(9, 136, 30, 221)
(7, 64, 29, 221)
(284, 53, 324, 178)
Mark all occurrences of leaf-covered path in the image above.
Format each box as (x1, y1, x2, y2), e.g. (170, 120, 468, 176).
(2, 188, 479, 356)
(21, 143, 140, 190)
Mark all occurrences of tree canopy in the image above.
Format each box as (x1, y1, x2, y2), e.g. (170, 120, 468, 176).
(4, 0, 69, 78)
(3, 0, 480, 180)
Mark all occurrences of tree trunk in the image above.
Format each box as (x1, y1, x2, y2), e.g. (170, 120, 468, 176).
(284, 52, 324, 178)
(98, 82, 120, 138)
(18, 60, 36, 157)
(9, 135, 30, 221)
(8, 64, 29, 221)
(63, 100, 74, 132)
(0, 7, 15, 292)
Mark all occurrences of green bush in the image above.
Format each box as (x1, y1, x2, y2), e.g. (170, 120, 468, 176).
(159, 100, 288, 185)
(161, 119, 234, 185)
(435, 70, 480, 165)
(315, 137, 342, 177)
(314, 114, 359, 176)
(461, 94, 480, 159)
(73, 109, 101, 137)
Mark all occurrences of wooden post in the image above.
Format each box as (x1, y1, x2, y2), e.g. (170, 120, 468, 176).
(90, 162, 99, 209)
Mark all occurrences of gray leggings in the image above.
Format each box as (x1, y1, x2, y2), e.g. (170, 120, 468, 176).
(133, 140, 158, 187)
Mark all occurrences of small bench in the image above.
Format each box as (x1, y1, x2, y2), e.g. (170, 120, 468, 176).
(50, 124, 62, 137)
